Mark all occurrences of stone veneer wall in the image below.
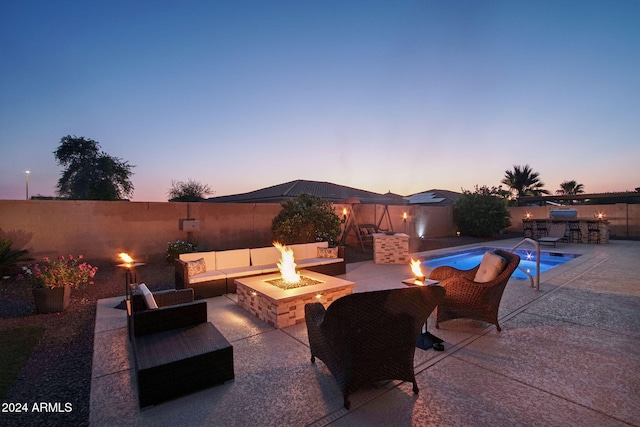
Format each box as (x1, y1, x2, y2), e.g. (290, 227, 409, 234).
(236, 282, 353, 329)
(373, 233, 410, 264)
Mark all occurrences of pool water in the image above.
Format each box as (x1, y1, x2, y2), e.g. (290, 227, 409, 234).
(422, 247, 580, 280)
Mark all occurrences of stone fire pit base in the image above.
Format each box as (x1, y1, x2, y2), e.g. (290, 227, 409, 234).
(235, 270, 355, 329)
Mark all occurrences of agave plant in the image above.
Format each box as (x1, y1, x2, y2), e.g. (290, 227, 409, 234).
(0, 238, 32, 276)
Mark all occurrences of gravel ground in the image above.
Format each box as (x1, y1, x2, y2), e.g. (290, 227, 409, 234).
(0, 234, 515, 426)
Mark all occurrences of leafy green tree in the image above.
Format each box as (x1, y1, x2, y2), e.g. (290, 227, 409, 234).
(453, 187, 511, 237)
(501, 164, 549, 200)
(54, 136, 134, 200)
(271, 193, 342, 245)
(167, 179, 214, 202)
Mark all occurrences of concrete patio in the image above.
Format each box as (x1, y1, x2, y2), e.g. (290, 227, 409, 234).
(90, 239, 640, 426)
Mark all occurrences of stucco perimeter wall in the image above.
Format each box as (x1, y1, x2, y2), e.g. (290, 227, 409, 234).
(0, 200, 281, 262)
(506, 204, 639, 239)
(0, 201, 456, 262)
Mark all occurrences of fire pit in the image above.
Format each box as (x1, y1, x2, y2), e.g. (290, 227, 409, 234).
(235, 270, 354, 329)
(235, 242, 354, 328)
(265, 276, 323, 290)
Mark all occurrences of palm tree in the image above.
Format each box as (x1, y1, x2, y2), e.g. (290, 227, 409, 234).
(556, 180, 585, 196)
(556, 180, 585, 205)
(501, 164, 550, 199)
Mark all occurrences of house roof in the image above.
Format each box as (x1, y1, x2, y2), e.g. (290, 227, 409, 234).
(404, 189, 461, 206)
(207, 180, 408, 205)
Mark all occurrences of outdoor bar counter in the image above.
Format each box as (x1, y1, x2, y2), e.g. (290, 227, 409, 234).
(523, 218, 609, 244)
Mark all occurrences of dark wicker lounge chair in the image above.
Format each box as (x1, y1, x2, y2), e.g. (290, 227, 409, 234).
(127, 287, 234, 407)
(305, 286, 445, 409)
(430, 249, 520, 332)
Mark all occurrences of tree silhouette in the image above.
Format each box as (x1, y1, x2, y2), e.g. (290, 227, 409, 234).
(555, 180, 585, 205)
(54, 136, 134, 200)
(556, 180, 585, 196)
(501, 164, 549, 200)
(167, 179, 213, 202)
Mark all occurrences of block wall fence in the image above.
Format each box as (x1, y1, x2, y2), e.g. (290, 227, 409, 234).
(0, 201, 456, 263)
(1, 200, 636, 263)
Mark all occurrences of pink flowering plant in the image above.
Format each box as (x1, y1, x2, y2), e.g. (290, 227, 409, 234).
(19, 255, 98, 289)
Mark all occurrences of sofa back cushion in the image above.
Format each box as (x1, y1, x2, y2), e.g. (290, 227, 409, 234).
(288, 244, 309, 262)
(180, 252, 216, 271)
(216, 248, 250, 270)
(250, 246, 281, 266)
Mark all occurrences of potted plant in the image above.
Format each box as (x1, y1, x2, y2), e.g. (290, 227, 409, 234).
(19, 255, 98, 313)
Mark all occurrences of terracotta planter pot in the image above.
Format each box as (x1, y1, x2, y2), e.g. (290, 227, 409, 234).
(33, 286, 71, 313)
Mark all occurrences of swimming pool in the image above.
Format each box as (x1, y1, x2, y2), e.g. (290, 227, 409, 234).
(421, 247, 580, 280)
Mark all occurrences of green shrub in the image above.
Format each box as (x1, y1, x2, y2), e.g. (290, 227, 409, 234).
(271, 193, 342, 245)
(0, 238, 31, 276)
(166, 240, 198, 262)
(453, 190, 511, 237)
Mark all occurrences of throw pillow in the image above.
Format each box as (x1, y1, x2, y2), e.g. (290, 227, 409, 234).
(138, 283, 158, 309)
(317, 247, 339, 258)
(473, 252, 507, 283)
(187, 258, 206, 276)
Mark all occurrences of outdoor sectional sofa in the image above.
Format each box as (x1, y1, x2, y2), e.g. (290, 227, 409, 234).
(174, 242, 346, 299)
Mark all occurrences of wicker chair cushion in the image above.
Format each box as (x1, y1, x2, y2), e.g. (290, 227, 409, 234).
(317, 247, 338, 258)
(187, 258, 207, 276)
(474, 251, 507, 283)
(138, 283, 158, 309)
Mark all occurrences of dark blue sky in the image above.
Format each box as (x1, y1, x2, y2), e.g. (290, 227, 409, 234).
(1, 0, 638, 201)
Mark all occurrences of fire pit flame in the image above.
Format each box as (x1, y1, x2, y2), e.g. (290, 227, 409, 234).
(273, 242, 301, 284)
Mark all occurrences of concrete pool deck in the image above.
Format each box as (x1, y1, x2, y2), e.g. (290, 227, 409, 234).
(90, 238, 640, 426)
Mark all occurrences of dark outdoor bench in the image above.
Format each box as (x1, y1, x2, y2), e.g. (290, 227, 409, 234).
(127, 287, 234, 407)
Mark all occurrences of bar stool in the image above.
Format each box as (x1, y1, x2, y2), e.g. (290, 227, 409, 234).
(535, 220, 548, 238)
(587, 221, 601, 244)
(523, 221, 534, 238)
(568, 221, 582, 243)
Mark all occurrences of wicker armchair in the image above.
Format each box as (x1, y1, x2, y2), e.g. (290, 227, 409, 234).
(305, 286, 445, 409)
(430, 249, 520, 332)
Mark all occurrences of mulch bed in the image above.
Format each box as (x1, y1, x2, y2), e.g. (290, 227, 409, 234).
(0, 234, 516, 425)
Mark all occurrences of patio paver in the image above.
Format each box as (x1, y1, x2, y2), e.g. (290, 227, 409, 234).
(90, 239, 640, 426)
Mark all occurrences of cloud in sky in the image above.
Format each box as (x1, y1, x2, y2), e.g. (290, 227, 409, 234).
(1, 0, 638, 201)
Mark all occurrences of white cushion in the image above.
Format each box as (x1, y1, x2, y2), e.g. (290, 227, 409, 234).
(250, 246, 281, 266)
(215, 249, 250, 269)
(474, 252, 507, 283)
(219, 265, 264, 278)
(188, 270, 226, 284)
(288, 244, 308, 262)
(180, 252, 216, 271)
(138, 283, 158, 309)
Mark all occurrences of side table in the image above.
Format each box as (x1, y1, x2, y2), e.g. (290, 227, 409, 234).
(402, 278, 445, 351)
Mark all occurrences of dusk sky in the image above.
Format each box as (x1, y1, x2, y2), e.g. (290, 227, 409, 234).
(1, 0, 638, 202)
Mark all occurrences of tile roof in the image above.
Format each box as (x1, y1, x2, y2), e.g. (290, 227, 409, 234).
(207, 180, 408, 205)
